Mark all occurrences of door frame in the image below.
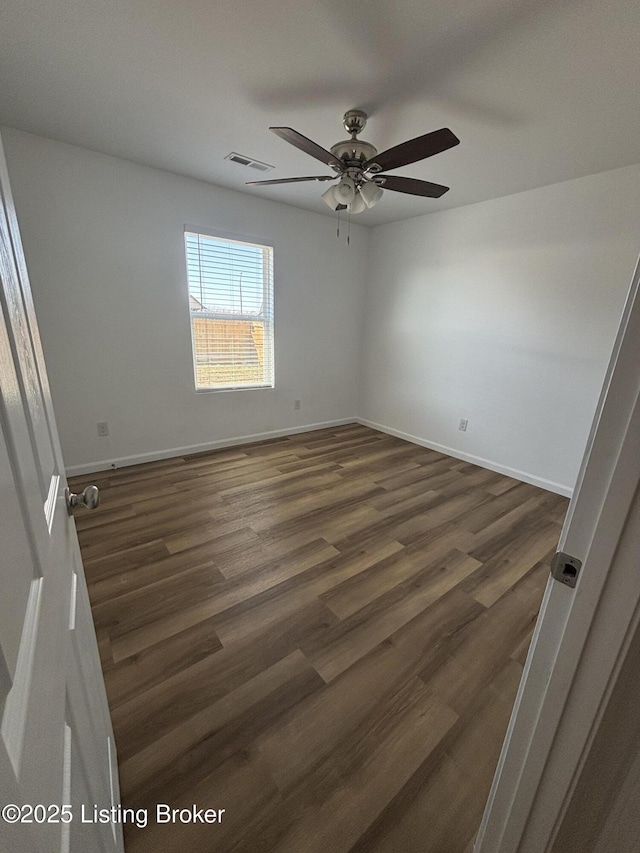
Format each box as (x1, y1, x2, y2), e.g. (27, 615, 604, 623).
(475, 252, 640, 851)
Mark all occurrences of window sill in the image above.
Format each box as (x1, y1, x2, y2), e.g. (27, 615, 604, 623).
(195, 384, 275, 393)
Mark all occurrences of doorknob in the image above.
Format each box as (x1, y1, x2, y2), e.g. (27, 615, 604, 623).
(65, 485, 100, 515)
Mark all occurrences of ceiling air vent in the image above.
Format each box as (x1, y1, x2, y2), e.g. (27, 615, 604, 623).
(225, 152, 274, 172)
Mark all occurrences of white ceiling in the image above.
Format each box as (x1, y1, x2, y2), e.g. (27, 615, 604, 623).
(1, 0, 639, 226)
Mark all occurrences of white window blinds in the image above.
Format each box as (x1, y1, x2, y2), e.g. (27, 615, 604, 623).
(185, 231, 274, 390)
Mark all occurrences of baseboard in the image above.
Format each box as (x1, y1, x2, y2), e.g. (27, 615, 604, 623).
(357, 417, 573, 498)
(65, 418, 358, 477)
(67, 415, 574, 497)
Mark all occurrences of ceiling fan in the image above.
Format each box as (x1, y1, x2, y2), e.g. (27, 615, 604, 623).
(246, 109, 459, 214)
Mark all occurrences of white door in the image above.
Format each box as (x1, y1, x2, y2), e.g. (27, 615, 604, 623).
(0, 133, 124, 853)
(475, 251, 640, 851)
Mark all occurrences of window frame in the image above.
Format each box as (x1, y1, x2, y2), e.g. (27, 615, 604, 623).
(183, 226, 275, 393)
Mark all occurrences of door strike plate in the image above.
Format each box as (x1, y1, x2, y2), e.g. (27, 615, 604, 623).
(550, 551, 582, 589)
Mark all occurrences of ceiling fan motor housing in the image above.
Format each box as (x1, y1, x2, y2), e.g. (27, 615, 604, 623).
(330, 138, 378, 166)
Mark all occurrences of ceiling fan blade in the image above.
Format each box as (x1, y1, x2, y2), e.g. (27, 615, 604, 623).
(364, 128, 459, 173)
(270, 127, 344, 170)
(379, 175, 450, 198)
(246, 175, 336, 186)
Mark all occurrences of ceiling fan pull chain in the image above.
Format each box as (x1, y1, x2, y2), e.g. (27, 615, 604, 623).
(336, 209, 340, 240)
(347, 210, 351, 246)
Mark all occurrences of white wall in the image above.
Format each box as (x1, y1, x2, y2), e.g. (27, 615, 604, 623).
(360, 165, 640, 493)
(2, 128, 368, 473)
(4, 127, 638, 492)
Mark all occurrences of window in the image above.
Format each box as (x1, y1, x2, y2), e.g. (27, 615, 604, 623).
(185, 230, 274, 390)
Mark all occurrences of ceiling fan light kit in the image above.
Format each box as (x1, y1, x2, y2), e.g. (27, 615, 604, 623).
(247, 109, 460, 218)
(320, 183, 344, 211)
(333, 176, 356, 205)
(359, 179, 384, 208)
(321, 178, 382, 213)
(347, 191, 367, 215)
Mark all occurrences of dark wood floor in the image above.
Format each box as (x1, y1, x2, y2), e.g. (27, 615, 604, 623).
(70, 424, 568, 853)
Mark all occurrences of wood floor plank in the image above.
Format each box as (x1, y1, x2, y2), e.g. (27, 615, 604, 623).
(72, 424, 568, 853)
(348, 658, 524, 853)
(391, 491, 491, 546)
(305, 549, 484, 682)
(369, 485, 442, 517)
(92, 561, 227, 635)
(468, 492, 558, 558)
(249, 684, 458, 853)
(111, 597, 339, 761)
(468, 522, 560, 607)
(372, 454, 451, 490)
(218, 467, 343, 502)
(320, 530, 478, 621)
(74, 503, 137, 531)
(103, 616, 223, 709)
(121, 651, 324, 810)
(255, 590, 483, 795)
(80, 508, 217, 560)
(83, 539, 169, 580)
(123, 747, 282, 853)
(106, 539, 339, 662)
(83, 480, 182, 511)
(421, 563, 548, 715)
(453, 483, 534, 535)
(211, 539, 407, 648)
(213, 530, 327, 580)
(247, 477, 385, 535)
(87, 538, 246, 604)
(163, 516, 256, 554)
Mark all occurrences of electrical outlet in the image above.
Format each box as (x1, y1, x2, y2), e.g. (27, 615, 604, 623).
(97, 422, 109, 437)
(294, 400, 301, 410)
(459, 418, 468, 432)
